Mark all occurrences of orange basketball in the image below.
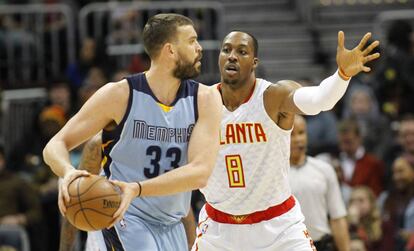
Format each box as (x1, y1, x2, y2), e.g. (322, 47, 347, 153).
(65, 175, 121, 231)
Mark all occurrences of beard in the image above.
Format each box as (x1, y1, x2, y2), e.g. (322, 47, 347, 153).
(173, 53, 202, 79)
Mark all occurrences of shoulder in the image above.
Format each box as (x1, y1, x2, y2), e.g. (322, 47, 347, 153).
(195, 84, 222, 122)
(263, 79, 302, 110)
(264, 79, 302, 97)
(307, 156, 337, 177)
(94, 79, 129, 99)
(197, 84, 222, 109)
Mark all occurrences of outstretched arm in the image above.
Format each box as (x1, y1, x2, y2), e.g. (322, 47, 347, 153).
(59, 134, 102, 251)
(278, 31, 380, 115)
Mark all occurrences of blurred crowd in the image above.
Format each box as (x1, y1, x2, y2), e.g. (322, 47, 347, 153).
(0, 2, 413, 251)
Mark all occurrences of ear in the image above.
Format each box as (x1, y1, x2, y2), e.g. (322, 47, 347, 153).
(162, 43, 176, 58)
(253, 57, 259, 70)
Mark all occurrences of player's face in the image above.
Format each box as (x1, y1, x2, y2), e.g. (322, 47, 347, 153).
(219, 32, 257, 85)
(290, 116, 307, 159)
(173, 25, 203, 79)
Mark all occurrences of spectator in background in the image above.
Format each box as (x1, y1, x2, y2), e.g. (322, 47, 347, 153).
(47, 81, 72, 116)
(338, 119, 385, 196)
(317, 152, 354, 205)
(9, 104, 67, 175)
(0, 145, 42, 250)
(342, 85, 391, 158)
(376, 20, 414, 117)
(111, 69, 131, 82)
(378, 155, 414, 251)
(66, 38, 111, 96)
(289, 115, 349, 251)
(384, 114, 414, 188)
(350, 234, 367, 251)
(347, 186, 382, 251)
(9, 105, 67, 251)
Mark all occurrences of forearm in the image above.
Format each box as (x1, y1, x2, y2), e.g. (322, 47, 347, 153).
(59, 217, 77, 251)
(293, 70, 350, 115)
(330, 217, 350, 251)
(43, 139, 74, 177)
(139, 162, 211, 197)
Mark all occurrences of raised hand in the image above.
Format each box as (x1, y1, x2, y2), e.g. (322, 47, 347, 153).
(336, 31, 380, 78)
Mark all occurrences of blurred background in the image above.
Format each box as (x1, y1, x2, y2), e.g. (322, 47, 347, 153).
(0, 0, 414, 250)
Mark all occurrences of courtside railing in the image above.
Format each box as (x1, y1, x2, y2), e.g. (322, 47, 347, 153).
(79, 1, 225, 84)
(0, 4, 75, 89)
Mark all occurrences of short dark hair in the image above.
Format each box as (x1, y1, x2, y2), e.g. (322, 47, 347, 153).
(338, 119, 360, 136)
(400, 113, 414, 123)
(142, 13, 194, 59)
(229, 30, 259, 57)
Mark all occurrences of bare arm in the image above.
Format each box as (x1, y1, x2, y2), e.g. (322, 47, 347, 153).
(110, 85, 222, 226)
(275, 31, 380, 115)
(43, 80, 128, 215)
(182, 208, 197, 250)
(59, 134, 103, 251)
(43, 82, 126, 177)
(330, 217, 350, 251)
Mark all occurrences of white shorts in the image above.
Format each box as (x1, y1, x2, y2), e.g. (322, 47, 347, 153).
(86, 231, 106, 251)
(192, 199, 316, 251)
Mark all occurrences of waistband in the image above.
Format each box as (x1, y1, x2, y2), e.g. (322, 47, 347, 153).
(205, 195, 295, 224)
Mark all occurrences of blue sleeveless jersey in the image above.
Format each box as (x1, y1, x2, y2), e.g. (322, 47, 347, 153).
(102, 73, 199, 225)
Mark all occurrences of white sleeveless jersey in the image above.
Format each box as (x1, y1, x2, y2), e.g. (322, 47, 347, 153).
(201, 78, 292, 215)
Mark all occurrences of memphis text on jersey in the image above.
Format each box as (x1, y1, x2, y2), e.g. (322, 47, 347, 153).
(133, 120, 195, 143)
(220, 122, 267, 145)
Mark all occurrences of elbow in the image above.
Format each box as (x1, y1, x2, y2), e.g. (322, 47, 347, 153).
(42, 143, 51, 165)
(193, 163, 214, 189)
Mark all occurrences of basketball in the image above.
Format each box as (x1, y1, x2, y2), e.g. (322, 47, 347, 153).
(65, 175, 122, 231)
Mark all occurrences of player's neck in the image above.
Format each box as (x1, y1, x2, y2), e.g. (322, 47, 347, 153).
(145, 66, 181, 105)
(290, 154, 306, 167)
(220, 75, 256, 111)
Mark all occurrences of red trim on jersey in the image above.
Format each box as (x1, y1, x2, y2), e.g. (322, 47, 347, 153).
(217, 79, 257, 104)
(205, 196, 295, 224)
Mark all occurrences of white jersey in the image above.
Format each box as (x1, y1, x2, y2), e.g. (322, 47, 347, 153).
(201, 78, 292, 215)
(289, 156, 347, 241)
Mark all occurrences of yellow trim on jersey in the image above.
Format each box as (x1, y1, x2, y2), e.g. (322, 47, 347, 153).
(101, 140, 114, 150)
(157, 102, 174, 112)
(101, 156, 107, 169)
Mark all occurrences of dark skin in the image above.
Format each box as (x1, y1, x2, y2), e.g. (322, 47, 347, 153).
(218, 31, 380, 129)
(219, 32, 306, 129)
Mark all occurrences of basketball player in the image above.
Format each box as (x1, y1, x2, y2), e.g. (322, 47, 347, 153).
(43, 13, 222, 251)
(59, 134, 197, 251)
(192, 31, 380, 251)
(289, 115, 349, 251)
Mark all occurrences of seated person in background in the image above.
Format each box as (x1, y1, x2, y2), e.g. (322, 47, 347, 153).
(0, 145, 42, 250)
(347, 186, 382, 251)
(350, 233, 367, 251)
(378, 155, 414, 251)
(338, 119, 385, 196)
